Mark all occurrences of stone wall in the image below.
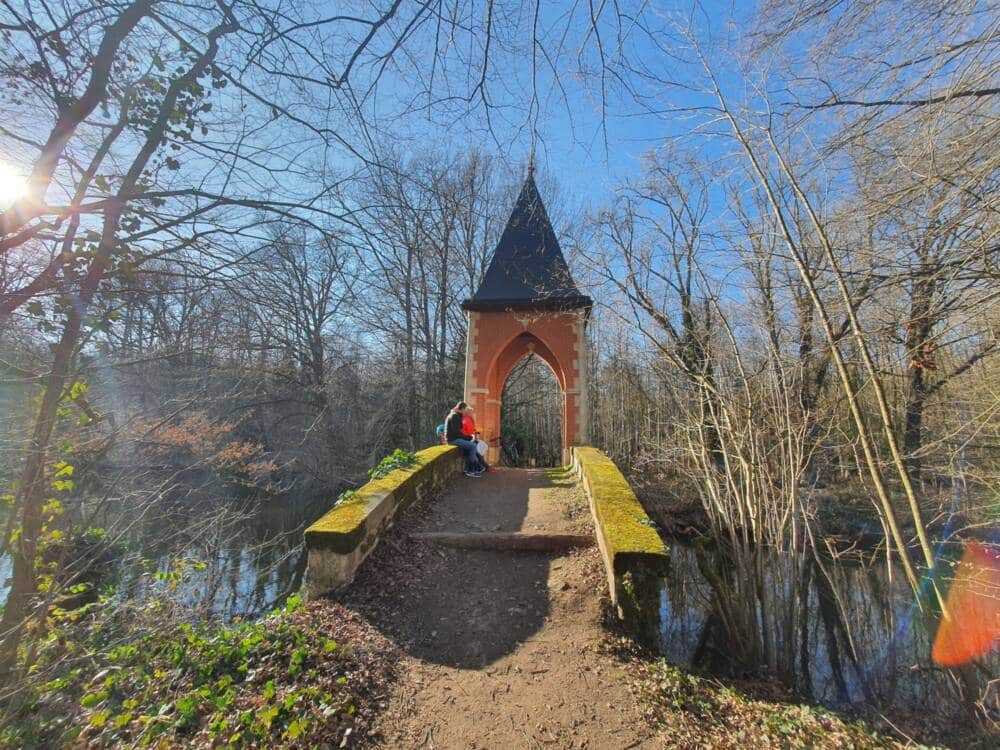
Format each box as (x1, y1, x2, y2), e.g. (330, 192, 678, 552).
(304, 445, 463, 597)
(572, 446, 668, 643)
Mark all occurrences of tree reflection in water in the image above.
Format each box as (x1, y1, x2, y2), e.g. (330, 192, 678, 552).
(657, 539, 1000, 728)
(106, 489, 318, 621)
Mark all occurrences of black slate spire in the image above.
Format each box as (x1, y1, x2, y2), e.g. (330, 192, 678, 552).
(463, 171, 591, 312)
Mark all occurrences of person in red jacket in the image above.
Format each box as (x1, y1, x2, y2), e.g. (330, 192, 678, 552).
(461, 407, 492, 472)
(446, 402, 481, 476)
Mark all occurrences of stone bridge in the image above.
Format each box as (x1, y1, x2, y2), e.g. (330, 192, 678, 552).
(304, 165, 668, 735)
(304, 445, 667, 643)
(305, 164, 669, 638)
(303, 447, 668, 746)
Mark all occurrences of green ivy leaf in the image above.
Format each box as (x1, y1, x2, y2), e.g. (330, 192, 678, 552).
(259, 705, 279, 729)
(287, 718, 307, 740)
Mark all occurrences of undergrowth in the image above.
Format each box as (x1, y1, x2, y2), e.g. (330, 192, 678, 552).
(1, 594, 394, 748)
(632, 658, 949, 750)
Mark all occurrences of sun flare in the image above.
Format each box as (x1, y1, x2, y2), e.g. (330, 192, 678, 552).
(0, 161, 28, 208)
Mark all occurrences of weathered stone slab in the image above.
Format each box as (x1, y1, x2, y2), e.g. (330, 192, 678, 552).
(304, 445, 462, 597)
(572, 446, 668, 643)
(411, 531, 595, 551)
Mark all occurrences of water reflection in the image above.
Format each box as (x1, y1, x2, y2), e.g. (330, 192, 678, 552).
(0, 490, 322, 620)
(657, 539, 1000, 724)
(114, 491, 320, 619)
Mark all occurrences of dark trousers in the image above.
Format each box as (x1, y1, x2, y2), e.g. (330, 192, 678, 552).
(449, 438, 479, 472)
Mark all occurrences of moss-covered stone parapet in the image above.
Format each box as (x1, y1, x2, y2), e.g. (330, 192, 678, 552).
(572, 446, 667, 642)
(304, 445, 462, 596)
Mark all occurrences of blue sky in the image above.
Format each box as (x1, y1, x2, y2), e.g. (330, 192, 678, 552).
(359, 0, 755, 215)
(0, 0, 758, 296)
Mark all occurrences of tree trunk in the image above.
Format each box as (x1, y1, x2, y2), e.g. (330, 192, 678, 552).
(902, 276, 936, 482)
(0, 312, 82, 676)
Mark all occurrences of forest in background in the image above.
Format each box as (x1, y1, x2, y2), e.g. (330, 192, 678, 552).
(1, 0, 999, 744)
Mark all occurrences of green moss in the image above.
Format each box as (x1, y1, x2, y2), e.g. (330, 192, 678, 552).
(544, 465, 576, 487)
(308, 493, 368, 535)
(304, 445, 459, 553)
(575, 447, 666, 561)
(575, 447, 666, 645)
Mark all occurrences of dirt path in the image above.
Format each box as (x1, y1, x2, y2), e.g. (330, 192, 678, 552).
(340, 467, 657, 749)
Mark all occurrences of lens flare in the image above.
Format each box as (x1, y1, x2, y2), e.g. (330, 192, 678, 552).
(931, 541, 1000, 667)
(0, 161, 28, 208)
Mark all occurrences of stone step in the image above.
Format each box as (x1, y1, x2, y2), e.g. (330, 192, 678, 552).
(410, 531, 594, 552)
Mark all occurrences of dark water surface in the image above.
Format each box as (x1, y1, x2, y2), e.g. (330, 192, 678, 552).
(1, 490, 320, 620)
(655, 538, 1000, 726)
(118, 491, 321, 619)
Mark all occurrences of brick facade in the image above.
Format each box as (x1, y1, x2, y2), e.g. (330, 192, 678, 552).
(464, 308, 588, 465)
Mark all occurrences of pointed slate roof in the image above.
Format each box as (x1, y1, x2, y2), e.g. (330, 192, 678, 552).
(463, 172, 592, 312)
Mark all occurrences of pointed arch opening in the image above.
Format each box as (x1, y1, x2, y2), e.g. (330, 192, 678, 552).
(483, 331, 566, 468)
(500, 353, 564, 467)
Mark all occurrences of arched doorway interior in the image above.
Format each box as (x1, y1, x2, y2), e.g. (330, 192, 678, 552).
(500, 353, 563, 467)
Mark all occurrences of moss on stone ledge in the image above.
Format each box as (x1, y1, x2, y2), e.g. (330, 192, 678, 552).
(574, 446, 667, 565)
(305, 445, 459, 553)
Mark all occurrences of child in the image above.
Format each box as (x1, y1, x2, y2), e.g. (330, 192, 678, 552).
(462, 408, 492, 472)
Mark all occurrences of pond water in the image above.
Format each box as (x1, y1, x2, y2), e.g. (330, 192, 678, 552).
(655, 538, 1000, 726)
(120, 490, 326, 619)
(0, 490, 322, 620)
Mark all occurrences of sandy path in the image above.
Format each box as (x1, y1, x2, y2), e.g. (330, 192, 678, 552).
(341, 468, 656, 749)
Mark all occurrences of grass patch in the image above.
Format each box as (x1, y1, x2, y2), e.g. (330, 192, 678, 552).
(544, 465, 577, 486)
(543, 465, 591, 527)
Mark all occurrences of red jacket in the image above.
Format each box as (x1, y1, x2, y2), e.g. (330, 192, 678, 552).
(462, 414, 477, 437)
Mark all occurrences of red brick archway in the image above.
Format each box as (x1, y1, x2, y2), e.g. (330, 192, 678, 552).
(464, 308, 588, 465)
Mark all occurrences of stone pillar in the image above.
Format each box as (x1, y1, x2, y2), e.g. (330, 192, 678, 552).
(558, 310, 588, 463)
(575, 311, 589, 445)
(464, 311, 500, 465)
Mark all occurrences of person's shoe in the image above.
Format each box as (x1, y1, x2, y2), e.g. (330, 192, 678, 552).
(464, 470, 481, 477)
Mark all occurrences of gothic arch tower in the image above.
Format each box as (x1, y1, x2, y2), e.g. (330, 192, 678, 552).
(462, 169, 592, 465)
